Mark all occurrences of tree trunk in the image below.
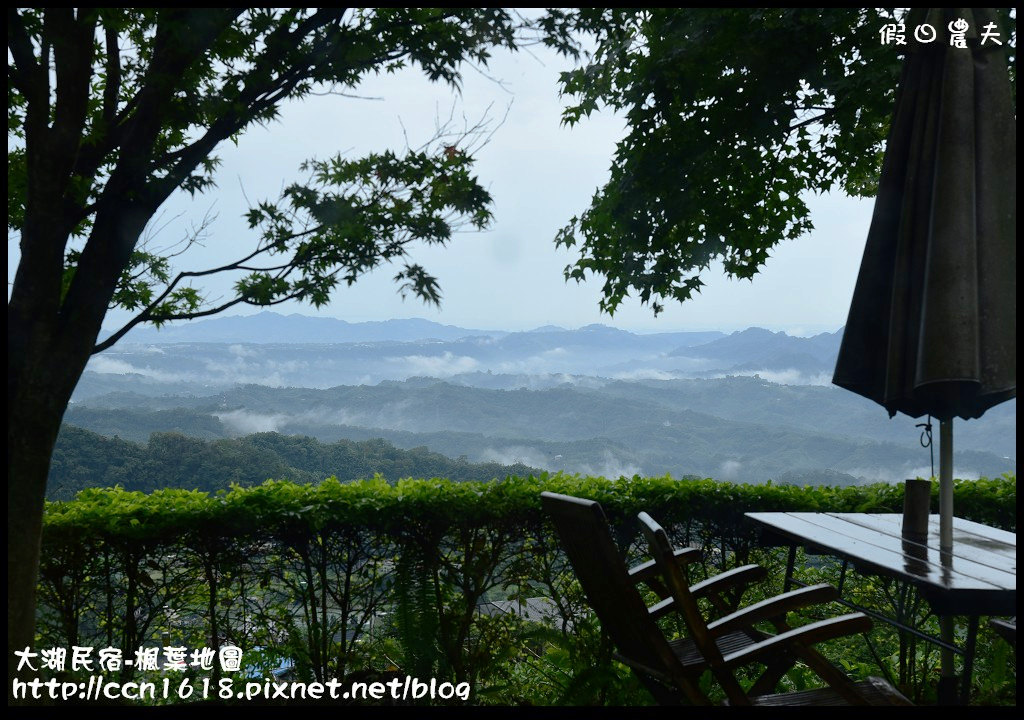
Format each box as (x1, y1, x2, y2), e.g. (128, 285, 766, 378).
(8, 255, 120, 699)
(7, 370, 74, 696)
(8, 185, 150, 697)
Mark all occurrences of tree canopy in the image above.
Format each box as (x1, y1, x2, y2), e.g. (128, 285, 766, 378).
(7, 7, 556, 693)
(548, 8, 1016, 315)
(7, 9, 530, 351)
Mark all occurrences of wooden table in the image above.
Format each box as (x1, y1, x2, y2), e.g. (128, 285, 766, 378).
(745, 512, 1017, 703)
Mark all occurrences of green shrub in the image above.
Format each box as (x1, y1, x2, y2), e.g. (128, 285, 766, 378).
(36, 472, 1015, 705)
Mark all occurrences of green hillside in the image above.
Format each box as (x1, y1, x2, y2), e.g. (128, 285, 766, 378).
(48, 425, 541, 501)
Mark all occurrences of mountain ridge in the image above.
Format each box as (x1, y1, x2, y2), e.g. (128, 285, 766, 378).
(103, 311, 504, 345)
(64, 377, 1015, 485)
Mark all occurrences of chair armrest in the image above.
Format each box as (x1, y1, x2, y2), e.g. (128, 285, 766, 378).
(706, 584, 839, 637)
(720, 613, 873, 668)
(628, 547, 702, 584)
(689, 564, 768, 602)
(648, 596, 676, 621)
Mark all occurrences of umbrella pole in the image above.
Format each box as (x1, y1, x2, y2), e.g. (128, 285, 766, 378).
(938, 418, 956, 703)
(939, 419, 953, 553)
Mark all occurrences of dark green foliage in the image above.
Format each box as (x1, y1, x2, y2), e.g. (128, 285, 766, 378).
(63, 407, 230, 443)
(549, 8, 1016, 315)
(394, 537, 442, 681)
(48, 425, 542, 499)
(48, 427, 147, 500)
(37, 472, 1015, 705)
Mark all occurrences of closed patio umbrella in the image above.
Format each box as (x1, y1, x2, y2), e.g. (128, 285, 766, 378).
(832, 7, 1015, 702)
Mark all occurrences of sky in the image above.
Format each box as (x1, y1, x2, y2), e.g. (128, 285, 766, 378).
(11, 27, 879, 337)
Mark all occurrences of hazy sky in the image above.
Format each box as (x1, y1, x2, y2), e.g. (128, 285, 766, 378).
(12, 32, 879, 337)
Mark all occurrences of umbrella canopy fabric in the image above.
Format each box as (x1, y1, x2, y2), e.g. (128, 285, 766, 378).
(833, 8, 1016, 422)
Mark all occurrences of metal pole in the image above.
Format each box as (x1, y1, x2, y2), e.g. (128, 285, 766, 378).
(939, 419, 954, 552)
(938, 418, 955, 703)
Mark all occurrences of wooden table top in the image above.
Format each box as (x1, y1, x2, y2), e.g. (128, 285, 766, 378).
(745, 512, 1016, 615)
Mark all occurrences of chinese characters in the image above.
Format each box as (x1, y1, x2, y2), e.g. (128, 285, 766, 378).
(880, 18, 1003, 47)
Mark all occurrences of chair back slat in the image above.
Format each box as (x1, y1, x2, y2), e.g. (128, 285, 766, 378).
(638, 510, 749, 704)
(541, 492, 686, 691)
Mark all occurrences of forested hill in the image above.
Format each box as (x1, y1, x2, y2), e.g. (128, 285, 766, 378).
(47, 425, 541, 502)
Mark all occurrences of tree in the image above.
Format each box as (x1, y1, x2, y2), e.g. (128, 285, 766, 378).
(7, 7, 535, 689)
(546, 8, 1016, 315)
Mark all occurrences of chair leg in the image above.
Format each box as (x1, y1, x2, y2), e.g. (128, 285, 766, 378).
(748, 652, 798, 696)
(796, 646, 871, 705)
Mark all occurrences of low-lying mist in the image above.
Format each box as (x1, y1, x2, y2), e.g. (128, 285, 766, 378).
(71, 320, 1014, 487)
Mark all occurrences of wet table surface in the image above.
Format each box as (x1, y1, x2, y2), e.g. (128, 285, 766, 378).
(745, 513, 1016, 615)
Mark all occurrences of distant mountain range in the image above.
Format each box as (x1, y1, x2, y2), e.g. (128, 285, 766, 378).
(66, 375, 1015, 486)
(72, 312, 1013, 488)
(88, 312, 848, 389)
(675, 327, 842, 375)
(104, 311, 501, 344)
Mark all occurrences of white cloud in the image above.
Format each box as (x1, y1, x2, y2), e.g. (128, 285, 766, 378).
(708, 369, 834, 386)
(384, 352, 480, 377)
(847, 465, 982, 484)
(576, 450, 642, 479)
(718, 460, 743, 481)
(88, 357, 138, 375)
(229, 344, 259, 358)
(480, 446, 550, 468)
(215, 410, 289, 434)
(87, 355, 191, 383)
(200, 357, 307, 387)
(609, 368, 679, 381)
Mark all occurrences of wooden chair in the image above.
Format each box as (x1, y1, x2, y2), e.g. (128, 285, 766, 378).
(542, 491, 768, 705)
(637, 509, 912, 706)
(540, 491, 910, 706)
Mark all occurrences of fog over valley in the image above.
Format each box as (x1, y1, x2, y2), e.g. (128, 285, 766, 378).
(60, 312, 1015, 494)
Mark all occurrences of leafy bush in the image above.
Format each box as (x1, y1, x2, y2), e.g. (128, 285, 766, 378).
(37, 472, 1015, 705)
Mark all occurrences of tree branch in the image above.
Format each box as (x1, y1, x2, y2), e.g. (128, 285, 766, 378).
(91, 219, 330, 354)
(152, 9, 463, 188)
(95, 268, 342, 353)
(146, 10, 349, 203)
(788, 111, 831, 132)
(60, 9, 246, 333)
(94, 294, 251, 353)
(85, 9, 502, 354)
(7, 9, 44, 98)
(49, 8, 98, 149)
(102, 19, 121, 124)
(69, 8, 244, 191)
